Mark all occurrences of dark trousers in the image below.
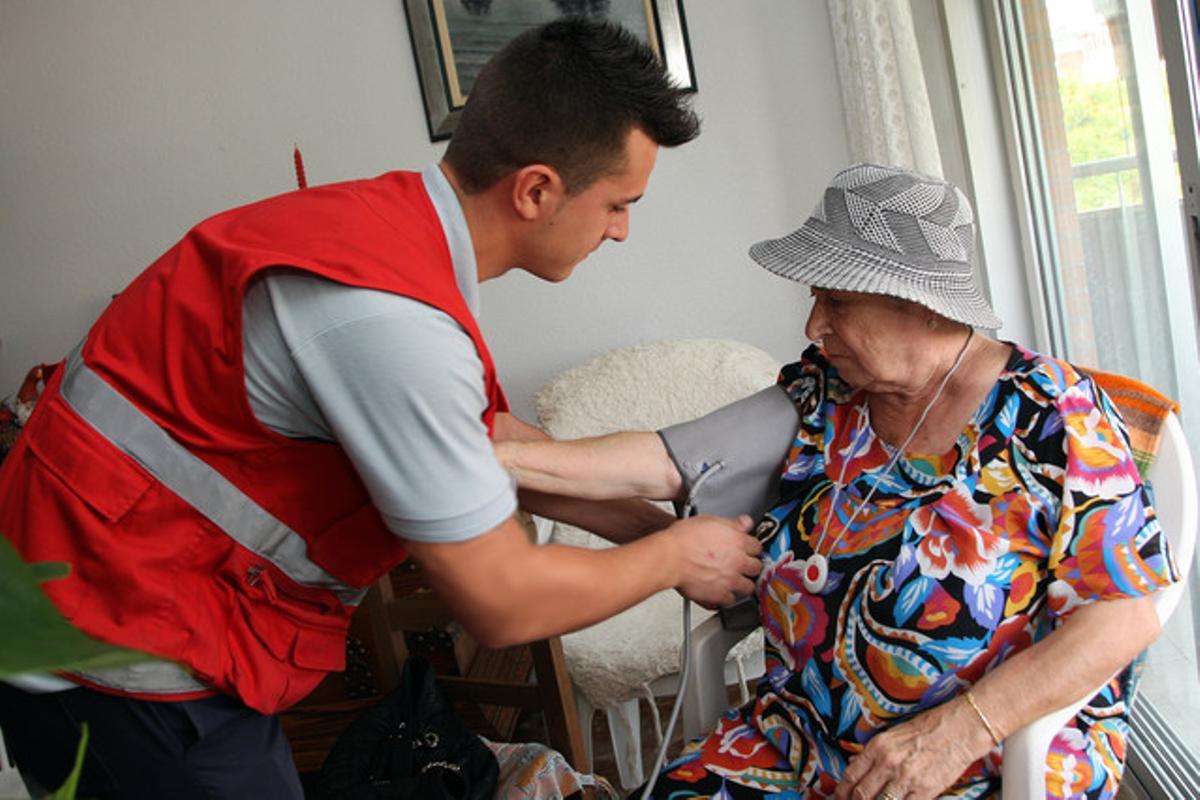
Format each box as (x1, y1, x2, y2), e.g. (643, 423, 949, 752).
(0, 682, 303, 799)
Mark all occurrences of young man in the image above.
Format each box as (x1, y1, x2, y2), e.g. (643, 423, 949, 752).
(0, 19, 761, 798)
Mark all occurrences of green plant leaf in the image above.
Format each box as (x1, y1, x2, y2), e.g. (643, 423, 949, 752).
(0, 535, 154, 676)
(47, 722, 88, 800)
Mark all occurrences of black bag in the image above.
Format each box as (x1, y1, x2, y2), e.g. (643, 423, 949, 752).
(313, 656, 499, 800)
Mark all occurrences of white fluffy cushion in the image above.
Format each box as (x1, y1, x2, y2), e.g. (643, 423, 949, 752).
(534, 339, 780, 708)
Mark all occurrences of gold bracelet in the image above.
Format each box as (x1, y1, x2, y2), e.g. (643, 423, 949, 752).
(964, 689, 1003, 747)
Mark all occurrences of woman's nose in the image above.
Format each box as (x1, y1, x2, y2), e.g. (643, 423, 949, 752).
(805, 303, 827, 341)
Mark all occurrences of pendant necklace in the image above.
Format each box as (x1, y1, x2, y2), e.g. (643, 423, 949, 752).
(800, 329, 975, 595)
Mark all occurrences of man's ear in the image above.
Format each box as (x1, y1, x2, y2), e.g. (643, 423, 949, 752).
(511, 164, 567, 221)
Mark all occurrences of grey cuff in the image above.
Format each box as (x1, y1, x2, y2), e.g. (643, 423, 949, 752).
(658, 385, 800, 520)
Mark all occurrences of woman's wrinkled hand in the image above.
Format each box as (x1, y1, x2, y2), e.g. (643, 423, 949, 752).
(833, 695, 994, 800)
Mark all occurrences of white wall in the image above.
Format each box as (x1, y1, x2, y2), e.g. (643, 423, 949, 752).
(0, 0, 848, 420)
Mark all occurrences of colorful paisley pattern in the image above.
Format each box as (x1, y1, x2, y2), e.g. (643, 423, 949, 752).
(642, 345, 1176, 799)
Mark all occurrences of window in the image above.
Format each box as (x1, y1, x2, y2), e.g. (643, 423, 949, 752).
(980, 0, 1200, 792)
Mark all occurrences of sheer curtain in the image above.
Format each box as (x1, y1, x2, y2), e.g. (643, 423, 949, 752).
(827, 0, 942, 176)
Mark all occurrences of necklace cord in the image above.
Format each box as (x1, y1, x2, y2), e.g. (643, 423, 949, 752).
(814, 328, 975, 558)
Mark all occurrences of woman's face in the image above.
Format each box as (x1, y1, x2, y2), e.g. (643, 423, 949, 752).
(804, 288, 937, 392)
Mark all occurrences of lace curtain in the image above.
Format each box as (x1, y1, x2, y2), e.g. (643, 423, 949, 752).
(827, 0, 943, 176)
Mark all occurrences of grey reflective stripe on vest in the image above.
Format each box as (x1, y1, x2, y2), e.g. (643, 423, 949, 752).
(70, 660, 211, 696)
(59, 345, 368, 606)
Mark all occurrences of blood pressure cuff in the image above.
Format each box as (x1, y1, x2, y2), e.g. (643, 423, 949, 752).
(657, 385, 800, 521)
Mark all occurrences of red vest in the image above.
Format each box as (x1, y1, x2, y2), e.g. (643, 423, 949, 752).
(0, 171, 507, 713)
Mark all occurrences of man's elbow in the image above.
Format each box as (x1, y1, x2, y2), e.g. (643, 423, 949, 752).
(447, 582, 546, 649)
(470, 627, 528, 650)
(457, 611, 540, 650)
(405, 520, 555, 649)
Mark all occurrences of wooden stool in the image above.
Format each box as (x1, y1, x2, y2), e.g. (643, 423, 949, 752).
(281, 557, 586, 774)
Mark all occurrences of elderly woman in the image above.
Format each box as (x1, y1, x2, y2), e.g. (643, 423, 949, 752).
(498, 164, 1178, 799)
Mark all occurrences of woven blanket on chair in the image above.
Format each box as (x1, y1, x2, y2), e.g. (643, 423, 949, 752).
(1081, 367, 1179, 477)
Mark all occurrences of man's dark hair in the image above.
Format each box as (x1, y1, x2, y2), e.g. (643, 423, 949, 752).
(443, 18, 700, 194)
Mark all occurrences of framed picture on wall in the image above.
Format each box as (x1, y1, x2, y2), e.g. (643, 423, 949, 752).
(403, 0, 696, 141)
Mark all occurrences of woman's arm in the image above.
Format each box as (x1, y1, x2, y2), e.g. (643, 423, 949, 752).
(834, 593, 1161, 800)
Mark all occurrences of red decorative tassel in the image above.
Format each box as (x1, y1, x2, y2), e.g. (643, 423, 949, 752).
(293, 145, 308, 189)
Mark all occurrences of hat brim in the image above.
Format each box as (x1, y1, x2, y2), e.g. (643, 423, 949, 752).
(749, 224, 1003, 330)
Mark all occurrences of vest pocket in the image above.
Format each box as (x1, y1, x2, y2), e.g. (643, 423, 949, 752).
(229, 551, 350, 674)
(290, 621, 348, 671)
(242, 599, 347, 673)
(26, 396, 151, 522)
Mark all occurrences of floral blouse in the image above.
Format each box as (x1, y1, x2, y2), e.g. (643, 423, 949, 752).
(649, 344, 1177, 799)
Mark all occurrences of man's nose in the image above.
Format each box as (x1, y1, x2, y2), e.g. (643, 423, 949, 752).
(606, 216, 628, 242)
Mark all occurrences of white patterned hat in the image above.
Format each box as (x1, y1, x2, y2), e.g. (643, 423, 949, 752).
(749, 163, 1002, 330)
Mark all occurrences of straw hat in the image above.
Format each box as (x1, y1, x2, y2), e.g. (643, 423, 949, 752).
(749, 163, 1002, 330)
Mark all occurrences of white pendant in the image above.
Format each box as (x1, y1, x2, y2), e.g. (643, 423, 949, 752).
(801, 553, 829, 594)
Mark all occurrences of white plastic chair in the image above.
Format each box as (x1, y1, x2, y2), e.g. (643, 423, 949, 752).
(686, 411, 1197, 797)
(532, 339, 778, 790)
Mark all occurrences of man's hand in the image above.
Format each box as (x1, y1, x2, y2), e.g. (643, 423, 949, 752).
(665, 514, 761, 608)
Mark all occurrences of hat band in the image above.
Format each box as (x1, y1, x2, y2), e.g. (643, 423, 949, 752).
(800, 225, 975, 286)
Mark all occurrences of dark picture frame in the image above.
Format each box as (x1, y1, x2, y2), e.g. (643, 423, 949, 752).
(403, 0, 697, 141)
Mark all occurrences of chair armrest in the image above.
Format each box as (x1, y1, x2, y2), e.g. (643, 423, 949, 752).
(999, 695, 1089, 799)
(1148, 413, 1197, 625)
(680, 613, 760, 741)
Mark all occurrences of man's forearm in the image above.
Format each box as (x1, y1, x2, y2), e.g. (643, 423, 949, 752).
(518, 489, 676, 544)
(405, 516, 685, 647)
(404, 511, 759, 648)
(497, 431, 682, 500)
(492, 411, 550, 443)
